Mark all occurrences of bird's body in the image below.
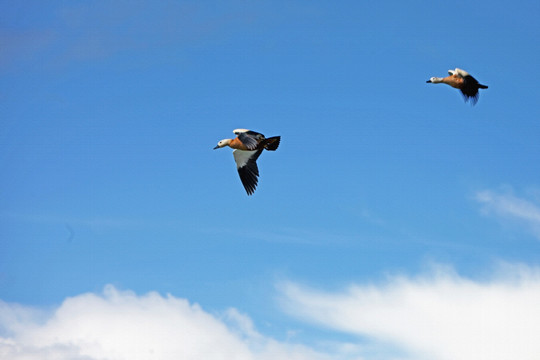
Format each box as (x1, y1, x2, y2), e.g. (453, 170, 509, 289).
(214, 129, 280, 195)
(427, 68, 488, 104)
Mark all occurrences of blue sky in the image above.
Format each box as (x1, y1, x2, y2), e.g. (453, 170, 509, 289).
(1, 1, 540, 359)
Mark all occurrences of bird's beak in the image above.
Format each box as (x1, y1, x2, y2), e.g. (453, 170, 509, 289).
(426, 80, 432, 83)
(213, 145, 220, 150)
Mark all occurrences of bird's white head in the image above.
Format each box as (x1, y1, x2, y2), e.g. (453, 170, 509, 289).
(426, 77, 443, 84)
(213, 139, 232, 150)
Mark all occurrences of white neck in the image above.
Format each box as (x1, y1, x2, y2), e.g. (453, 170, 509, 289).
(220, 139, 233, 148)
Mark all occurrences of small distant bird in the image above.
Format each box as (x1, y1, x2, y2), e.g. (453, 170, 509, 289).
(427, 68, 488, 104)
(214, 129, 280, 195)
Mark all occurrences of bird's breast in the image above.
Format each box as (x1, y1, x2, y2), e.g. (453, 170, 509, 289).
(229, 137, 251, 150)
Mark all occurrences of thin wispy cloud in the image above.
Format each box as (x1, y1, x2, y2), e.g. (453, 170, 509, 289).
(0, 211, 187, 234)
(279, 263, 540, 360)
(476, 188, 540, 238)
(1, 2, 266, 74)
(200, 226, 356, 246)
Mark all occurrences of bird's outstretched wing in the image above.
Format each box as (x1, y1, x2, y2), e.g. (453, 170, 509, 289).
(233, 149, 263, 195)
(460, 75, 482, 104)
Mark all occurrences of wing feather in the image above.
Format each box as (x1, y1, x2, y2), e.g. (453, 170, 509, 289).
(233, 149, 263, 195)
(237, 131, 264, 150)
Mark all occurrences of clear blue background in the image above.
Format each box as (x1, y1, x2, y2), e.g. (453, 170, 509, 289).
(1, 0, 539, 343)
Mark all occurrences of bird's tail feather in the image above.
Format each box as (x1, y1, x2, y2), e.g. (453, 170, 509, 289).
(478, 84, 488, 89)
(263, 136, 281, 151)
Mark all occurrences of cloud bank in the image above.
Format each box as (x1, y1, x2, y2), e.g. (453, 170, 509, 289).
(280, 263, 540, 360)
(2, 264, 540, 360)
(0, 286, 333, 360)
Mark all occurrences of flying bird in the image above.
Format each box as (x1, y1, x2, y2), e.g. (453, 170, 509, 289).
(427, 68, 488, 104)
(214, 129, 280, 195)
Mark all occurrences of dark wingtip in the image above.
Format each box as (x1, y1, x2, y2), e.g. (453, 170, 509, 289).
(238, 165, 259, 196)
(426, 80, 431, 83)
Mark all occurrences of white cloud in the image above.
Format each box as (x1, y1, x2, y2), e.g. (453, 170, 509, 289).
(476, 188, 540, 238)
(0, 286, 337, 360)
(279, 263, 540, 360)
(2, 264, 540, 360)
